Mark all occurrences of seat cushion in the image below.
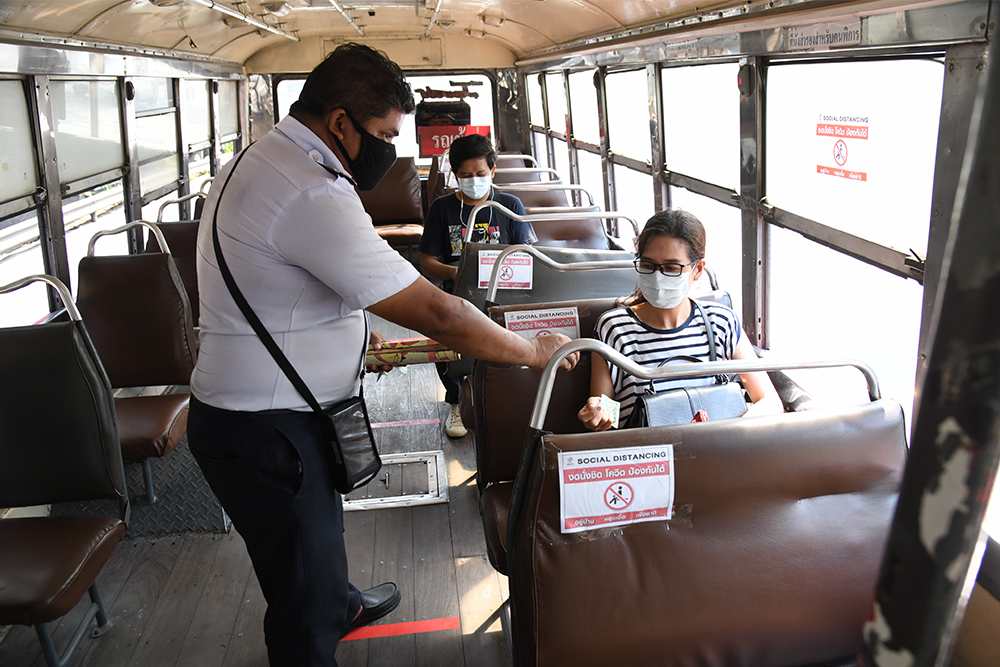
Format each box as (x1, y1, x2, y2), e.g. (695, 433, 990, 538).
(116, 394, 189, 463)
(376, 223, 423, 246)
(481, 482, 512, 574)
(0, 515, 126, 626)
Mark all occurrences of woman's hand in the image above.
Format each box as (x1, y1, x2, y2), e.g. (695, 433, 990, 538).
(578, 396, 614, 431)
(366, 330, 394, 374)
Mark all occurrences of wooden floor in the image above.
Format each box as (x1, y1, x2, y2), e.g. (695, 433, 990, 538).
(0, 317, 511, 667)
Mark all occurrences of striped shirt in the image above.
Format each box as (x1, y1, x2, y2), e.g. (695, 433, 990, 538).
(594, 300, 742, 421)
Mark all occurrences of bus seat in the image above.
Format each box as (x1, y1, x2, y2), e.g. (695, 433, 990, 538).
(447, 244, 636, 378)
(496, 153, 538, 169)
(508, 399, 907, 666)
(493, 167, 560, 185)
(77, 224, 197, 504)
(357, 157, 424, 263)
(530, 206, 609, 250)
(509, 187, 569, 209)
(144, 220, 201, 325)
(0, 275, 127, 667)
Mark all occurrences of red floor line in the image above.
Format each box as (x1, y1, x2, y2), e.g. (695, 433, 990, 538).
(341, 616, 461, 640)
(370, 418, 441, 428)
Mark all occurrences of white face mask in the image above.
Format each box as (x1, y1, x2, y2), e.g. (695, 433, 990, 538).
(457, 175, 491, 200)
(637, 270, 690, 309)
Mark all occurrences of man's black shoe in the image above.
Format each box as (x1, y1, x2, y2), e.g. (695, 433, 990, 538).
(342, 582, 401, 638)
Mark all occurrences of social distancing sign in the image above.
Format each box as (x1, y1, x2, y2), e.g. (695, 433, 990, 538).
(558, 444, 675, 534)
(503, 306, 579, 340)
(816, 114, 868, 181)
(478, 249, 533, 289)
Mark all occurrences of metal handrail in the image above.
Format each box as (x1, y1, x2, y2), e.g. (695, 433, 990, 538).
(528, 339, 881, 430)
(87, 220, 170, 256)
(484, 244, 634, 302)
(199, 177, 214, 194)
(465, 200, 639, 243)
(157, 192, 206, 221)
(497, 153, 539, 167)
(0, 274, 81, 321)
(494, 167, 561, 181)
(494, 183, 596, 206)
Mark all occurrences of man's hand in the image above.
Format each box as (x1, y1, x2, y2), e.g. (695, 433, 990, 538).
(366, 329, 394, 374)
(527, 333, 579, 372)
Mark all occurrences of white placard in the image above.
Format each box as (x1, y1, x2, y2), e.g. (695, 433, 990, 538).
(816, 112, 869, 182)
(558, 444, 674, 534)
(503, 306, 580, 340)
(478, 250, 533, 290)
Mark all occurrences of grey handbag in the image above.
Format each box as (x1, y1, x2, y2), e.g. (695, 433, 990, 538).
(624, 300, 748, 428)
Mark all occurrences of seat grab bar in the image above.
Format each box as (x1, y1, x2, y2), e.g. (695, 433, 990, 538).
(87, 221, 170, 256)
(528, 338, 881, 430)
(0, 274, 82, 322)
(157, 192, 206, 221)
(465, 200, 639, 243)
(484, 244, 634, 303)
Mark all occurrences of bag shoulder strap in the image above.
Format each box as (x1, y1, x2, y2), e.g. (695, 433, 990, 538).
(635, 299, 726, 394)
(210, 146, 325, 416)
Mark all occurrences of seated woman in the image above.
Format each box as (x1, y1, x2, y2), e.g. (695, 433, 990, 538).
(419, 134, 538, 438)
(578, 209, 782, 431)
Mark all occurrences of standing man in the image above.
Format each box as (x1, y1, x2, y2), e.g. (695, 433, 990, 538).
(189, 43, 577, 667)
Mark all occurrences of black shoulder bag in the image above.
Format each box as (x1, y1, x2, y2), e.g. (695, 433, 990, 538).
(211, 148, 381, 493)
(624, 300, 748, 428)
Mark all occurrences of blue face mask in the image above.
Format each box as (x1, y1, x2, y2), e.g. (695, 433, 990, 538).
(457, 175, 491, 200)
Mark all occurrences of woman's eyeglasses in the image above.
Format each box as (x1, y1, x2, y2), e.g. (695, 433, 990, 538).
(633, 259, 695, 277)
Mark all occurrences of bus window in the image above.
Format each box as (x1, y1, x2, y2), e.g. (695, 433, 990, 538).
(397, 74, 494, 169)
(661, 62, 740, 193)
(552, 138, 570, 181)
(613, 164, 654, 245)
(180, 80, 211, 150)
(218, 80, 239, 168)
(769, 224, 923, 428)
(275, 78, 304, 121)
(50, 79, 123, 184)
(134, 79, 180, 198)
(0, 80, 38, 203)
(527, 72, 545, 128)
(669, 187, 743, 316)
(766, 59, 944, 258)
(64, 183, 128, 291)
(576, 149, 604, 209)
(605, 69, 651, 164)
(546, 72, 567, 136)
(568, 70, 600, 145)
(0, 211, 47, 327)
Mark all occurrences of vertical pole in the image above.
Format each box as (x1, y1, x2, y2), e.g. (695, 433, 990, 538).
(862, 33, 1000, 667)
(913, 42, 989, 432)
(538, 73, 556, 171)
(562, 71, 580, 205)
(29, 75, 70, 304)
(210, 79, 221, 177)
(120, 77, 142, 226)
(175, 79, 191, 221)
(595, 68, 616, 229)
(648, 63, 668, 213)
(737, 56, 767, 349)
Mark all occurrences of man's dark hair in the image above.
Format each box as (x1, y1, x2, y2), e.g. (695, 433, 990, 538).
(448, 134, 497, 171)
(290, 42, 415, 123)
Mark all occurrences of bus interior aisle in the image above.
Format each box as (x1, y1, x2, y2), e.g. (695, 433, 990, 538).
(0, 314, 509, 667)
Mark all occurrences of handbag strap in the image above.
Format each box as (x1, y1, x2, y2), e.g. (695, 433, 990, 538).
(210, 146, 348, 418)
(636, 299, 727, 394)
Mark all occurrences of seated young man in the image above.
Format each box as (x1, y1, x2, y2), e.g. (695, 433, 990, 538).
(418, 134, 538, 437)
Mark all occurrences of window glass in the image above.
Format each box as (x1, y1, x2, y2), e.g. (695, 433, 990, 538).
(605, 69, 651, 163)
(0, 80, 38, 202)
(218, 80, 239, 138)
(569, 70, 600, 145)
(0, 210, 48, 327)
(63, 183, 128, 292)
(766, 59, 944, 257)
(220, 140, 236, 167)
(661, 63, 740, 191)
(401, 74, 494, 168)
(552, 138, 569, 182)
(142, 188, 185, 224)
(132, 77, 173, 113)
(181, 80, 211, 148)
(613, 165, 654, 248)
(50, 80, 123, 183)
(768, 224, 921, 428)
(136, 112, 179, 194)
(275, 78, 304, 121)
(668, 188, 743, 315)
(528, 73, 545, 127)
(577, 149, 604, 210)
(187, 148, 212, 202)
(532, 132, 548, 169)
(546, 73, 567, 136)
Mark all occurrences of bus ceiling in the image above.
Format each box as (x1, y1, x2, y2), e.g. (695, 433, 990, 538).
(0, 0, 985, 73)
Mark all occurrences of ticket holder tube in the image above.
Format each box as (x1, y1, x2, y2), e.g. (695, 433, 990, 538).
(463, 200, 639, 244)
(503, 338, 881, 664)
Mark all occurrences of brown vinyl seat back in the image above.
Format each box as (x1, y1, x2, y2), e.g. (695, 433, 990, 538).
(0, 276, 125, 508)
(357, 157, 424, 225)
(507, 187, 569, 209)
(493, 168, 553, 184)
(144, 220, 201, 324)
(77, 237, 197, 389)
(530, 205, 610, 250)
(508, 400, 907, 667)
(496, 154, 537, 169)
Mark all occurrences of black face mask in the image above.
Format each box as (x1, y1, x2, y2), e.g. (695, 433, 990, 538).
(332, 111, 396, 191)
